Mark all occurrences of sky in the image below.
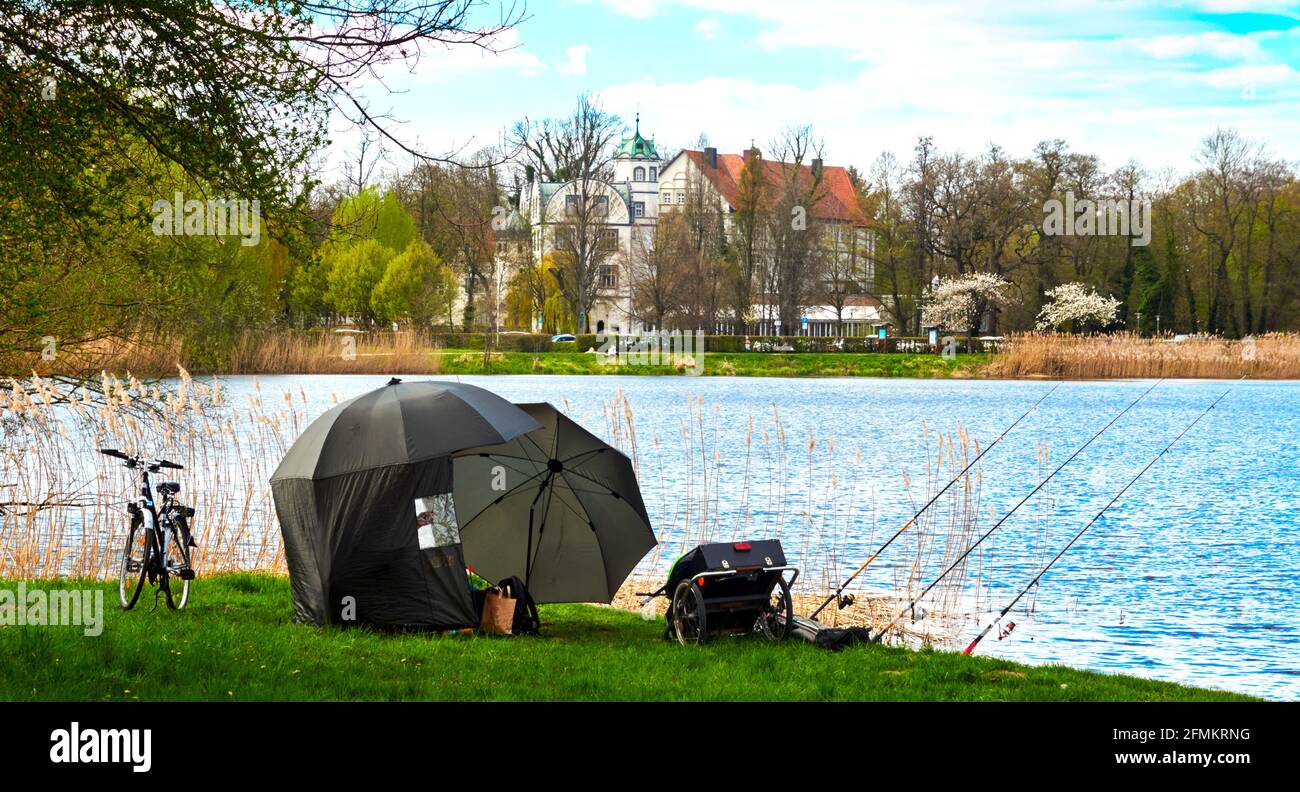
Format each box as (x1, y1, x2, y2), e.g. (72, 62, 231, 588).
(330, 0, 1300, 180)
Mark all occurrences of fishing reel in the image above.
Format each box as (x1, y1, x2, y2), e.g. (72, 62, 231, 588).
(836, 593, 856, 610)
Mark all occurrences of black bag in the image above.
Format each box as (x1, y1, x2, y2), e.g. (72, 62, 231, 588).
(495, 576, 541, 635)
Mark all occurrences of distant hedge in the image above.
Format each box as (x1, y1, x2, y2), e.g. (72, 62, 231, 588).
(429, 333, 990, 354)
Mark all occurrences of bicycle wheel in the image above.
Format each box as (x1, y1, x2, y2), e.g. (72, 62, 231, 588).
(118, 514, 148, 610)
(163, 521, 192, 610)
(758, 577, 793, 640)
(671, 580, 707, 646)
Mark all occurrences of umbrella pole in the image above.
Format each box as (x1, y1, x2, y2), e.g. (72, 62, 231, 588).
(526, 470, 555, 589)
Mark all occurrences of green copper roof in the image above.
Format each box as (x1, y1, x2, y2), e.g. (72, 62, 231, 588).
(617, 114, 658, 160)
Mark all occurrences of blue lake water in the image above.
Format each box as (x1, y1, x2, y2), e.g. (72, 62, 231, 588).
(214, 374, 1299, 699)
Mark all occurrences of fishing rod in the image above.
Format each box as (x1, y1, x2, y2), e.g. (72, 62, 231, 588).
(962, 385, 1233, 656)
(809, 383, 1062, 620)
(872, 378, 1164, 642)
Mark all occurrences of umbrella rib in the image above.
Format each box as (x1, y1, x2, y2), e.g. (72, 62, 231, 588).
(549, 483, 591, 526)
(554, 473, 621, 498)
(464, 452, 543, 466)
(559, 467, 624, 496)
(479, 456, 541, 480)
(559, 469, 616, 601)
(455, 465, 551, 531)
(522, 432, 555, 462)
(558, 446, 611, 466)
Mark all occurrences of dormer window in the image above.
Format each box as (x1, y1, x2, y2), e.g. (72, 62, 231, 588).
(633, 167, 646, 182)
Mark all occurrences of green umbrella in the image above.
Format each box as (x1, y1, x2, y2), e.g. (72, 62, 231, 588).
(452, 403, 655, 603)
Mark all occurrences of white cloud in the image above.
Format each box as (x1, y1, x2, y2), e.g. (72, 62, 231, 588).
(695, 18, 721, 41)
(1135, 31, 1276, 61)
(598, 71, 1300, 174)
(558, 44, 593, 75)
(586, 0, 1300, 167)
(589, 0, 660, 19)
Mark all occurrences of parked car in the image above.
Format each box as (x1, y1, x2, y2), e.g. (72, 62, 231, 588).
(551, 333, 576, 343)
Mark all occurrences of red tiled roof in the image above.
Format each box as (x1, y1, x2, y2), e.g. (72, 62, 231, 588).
(681, 150, 870, 226)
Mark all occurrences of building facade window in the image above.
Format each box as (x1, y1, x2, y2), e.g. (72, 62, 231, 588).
(633, 201, 645, 218)
(599, 264, 619, 290)
(676, 191, 685, 204)
(649, 167, 658, 181)
(662, 191, 671, 203)
(598, 228, 619, 253)
(565, 194, 610, 216)
(633, 167, 646, 181)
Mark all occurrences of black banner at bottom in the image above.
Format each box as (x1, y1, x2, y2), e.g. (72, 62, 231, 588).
(0, 701, 1285, 779)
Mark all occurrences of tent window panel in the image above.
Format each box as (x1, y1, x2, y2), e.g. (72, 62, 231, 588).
(414, 494, 460, 549)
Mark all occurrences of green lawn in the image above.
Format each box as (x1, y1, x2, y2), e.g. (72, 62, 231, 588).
(0, 575, 1253, 701)
(437, 350, 990, 378)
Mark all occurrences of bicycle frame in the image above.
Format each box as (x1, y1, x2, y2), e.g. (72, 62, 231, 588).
(130, 464, 178, 577)
(103, 448, 193, 608)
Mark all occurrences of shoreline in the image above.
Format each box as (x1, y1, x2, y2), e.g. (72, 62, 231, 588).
(8, 331, 1299, 380)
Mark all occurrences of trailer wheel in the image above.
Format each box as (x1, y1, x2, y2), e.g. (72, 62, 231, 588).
(671, 580, 707, 645)
(759, 577, 793, 641)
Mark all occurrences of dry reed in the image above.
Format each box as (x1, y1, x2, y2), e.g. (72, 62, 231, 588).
(3, 330, 443, 378)
(986, 332, 1300, 379)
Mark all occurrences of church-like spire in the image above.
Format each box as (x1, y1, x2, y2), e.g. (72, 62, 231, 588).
(617, 111, 658, 160)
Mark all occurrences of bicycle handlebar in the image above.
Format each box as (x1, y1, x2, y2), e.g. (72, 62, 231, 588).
(98, 449, 185, 470)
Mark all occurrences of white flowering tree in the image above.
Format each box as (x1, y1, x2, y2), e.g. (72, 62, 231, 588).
(1036, 283, 1122, 333)
(921, 272, 1015, 348)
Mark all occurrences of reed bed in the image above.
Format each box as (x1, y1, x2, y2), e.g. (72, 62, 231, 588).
(3, 373, 1035, 648)
(593, 390, 1015, 646)
(0, 370, 304, 580)
(224, 330, 442, 375)
(3, 331, 444, 378)
(986, 332, 1300, 379)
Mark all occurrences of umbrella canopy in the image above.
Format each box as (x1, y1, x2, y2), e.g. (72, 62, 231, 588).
(271, 379, 542, 482)
(452, 403, 655, 603)
(270, 379, 542, 628)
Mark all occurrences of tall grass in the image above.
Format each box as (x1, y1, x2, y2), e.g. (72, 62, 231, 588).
(987, 332, 1300, 379)
(224, 330, 442, 375)
(0, 370, 299, 579)
(594, 390, 1010, 645)
(3, 331, 443, 378)
(3, 373, 1024, 646)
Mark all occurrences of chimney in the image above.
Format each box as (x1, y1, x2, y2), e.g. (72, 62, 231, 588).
(811, 158, 824, 179)
(704, 146, 718, 169)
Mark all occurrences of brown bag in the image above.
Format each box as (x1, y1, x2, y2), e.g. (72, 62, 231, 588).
(481, 583, 516, 635)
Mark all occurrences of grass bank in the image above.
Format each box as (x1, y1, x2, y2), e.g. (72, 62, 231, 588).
(10, 330, 1296, 380)
(0, 575, 1254, 701)
(437, 349, 989, 377)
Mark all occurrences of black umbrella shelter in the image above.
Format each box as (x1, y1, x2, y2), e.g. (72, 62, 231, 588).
(270, 379, 541, 628)
(452, 403, 655, 604)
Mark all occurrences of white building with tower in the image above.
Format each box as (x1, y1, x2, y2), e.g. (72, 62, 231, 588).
(519, 115, 661, 335)
(514, 115, 878, 337)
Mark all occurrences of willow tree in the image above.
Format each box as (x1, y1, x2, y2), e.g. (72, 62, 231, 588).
(0, 1, 519, 369)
